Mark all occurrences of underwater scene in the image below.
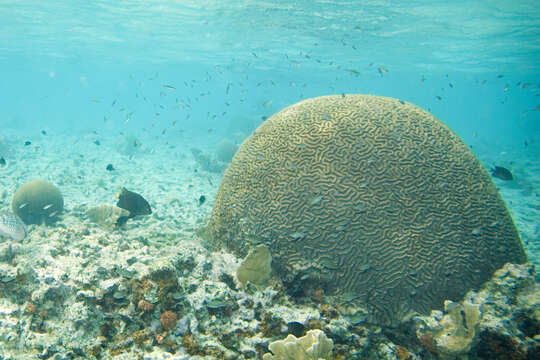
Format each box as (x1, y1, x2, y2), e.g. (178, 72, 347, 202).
(0, 1, 539, 359)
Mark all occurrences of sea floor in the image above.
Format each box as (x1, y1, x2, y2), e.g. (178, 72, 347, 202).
(0, 129, 538, 359)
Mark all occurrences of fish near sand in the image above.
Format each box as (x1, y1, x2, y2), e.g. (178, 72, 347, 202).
(0, 210, 27, 241)
(115, 188, 152, 226)
(491, 165, 513, 181)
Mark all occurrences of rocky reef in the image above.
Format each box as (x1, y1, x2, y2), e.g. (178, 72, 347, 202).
(0, 206, 538, 359)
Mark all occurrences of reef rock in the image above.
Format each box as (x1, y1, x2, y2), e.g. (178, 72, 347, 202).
(414, 262, 539, 359)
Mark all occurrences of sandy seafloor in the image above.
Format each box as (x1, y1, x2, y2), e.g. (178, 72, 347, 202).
(0, 128, 538, 359)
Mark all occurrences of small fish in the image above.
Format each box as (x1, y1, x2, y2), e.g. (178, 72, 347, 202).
(94, 140, 100, 146)
(106, 164, 115, 171)
(18, 203, 28, 209)
(42, 204, 53, 210)
(489, 221, 500, 228)
(198, 195, 206, 206)
(345, 69, 361, 76)
(497, 74, 504, 78)
(111, 99, 116, 106)
(419, 75, 426, 82)
(358, 264, 371, 272)
(491, 165, 513, 181)
(471, 227, 483, 236)
(41, 130, 47, 135)
(0, 210, 27, 241)
(435, 95, 442, 100)
(0, 156, 5, 166)
(290, 232, 306, 240)
(310, 196, 323, 206)
(377, 66, 388, 76)
(163, 84, 176, 90)
(503, 84, 509, 92)
(24, 141, 31, 146)
(448, 83, 453, 88)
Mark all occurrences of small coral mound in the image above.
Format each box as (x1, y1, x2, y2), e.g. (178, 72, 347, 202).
(262, 329, 333, 360)
(12, 180, 63, 225)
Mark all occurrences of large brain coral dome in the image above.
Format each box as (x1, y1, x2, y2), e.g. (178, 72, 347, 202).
(207, 94, 527, 325)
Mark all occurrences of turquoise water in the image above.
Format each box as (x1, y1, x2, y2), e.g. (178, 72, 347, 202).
(1, 0, 539, 144)
(0, 1, 539, 359)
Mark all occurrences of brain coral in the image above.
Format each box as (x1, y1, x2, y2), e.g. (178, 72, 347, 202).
(207, 94, 527, 325)
(12, 179, 64, 225)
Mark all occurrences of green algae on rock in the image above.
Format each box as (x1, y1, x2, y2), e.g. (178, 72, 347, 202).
(206, 94, 527, 326)
(11, 180, 64, 225)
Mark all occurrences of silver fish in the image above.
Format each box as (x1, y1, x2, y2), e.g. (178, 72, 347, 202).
(0, 210, 27, 241)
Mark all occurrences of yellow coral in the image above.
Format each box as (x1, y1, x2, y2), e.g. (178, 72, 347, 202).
(236, 244, 272, 287)
(262, 329, 333, 360)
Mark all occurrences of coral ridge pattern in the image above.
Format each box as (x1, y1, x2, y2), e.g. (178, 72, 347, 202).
(207, 94, 527, 325)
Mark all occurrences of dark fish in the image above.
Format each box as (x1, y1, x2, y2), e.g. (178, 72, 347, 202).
(116, 188, 152, 226)
(106, 164, 115, 171)
(287, 321, 305, 337)
(41, 130, 47, 135)
(24, 141, 31, 146)
(491, 166, 513, 181)
(0, 156, 5, 166)
(199, 195, 206, 206)
(94, 140, 101, 146)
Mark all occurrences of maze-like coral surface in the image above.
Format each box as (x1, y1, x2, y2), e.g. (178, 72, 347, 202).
(208, 95, 527, 325)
